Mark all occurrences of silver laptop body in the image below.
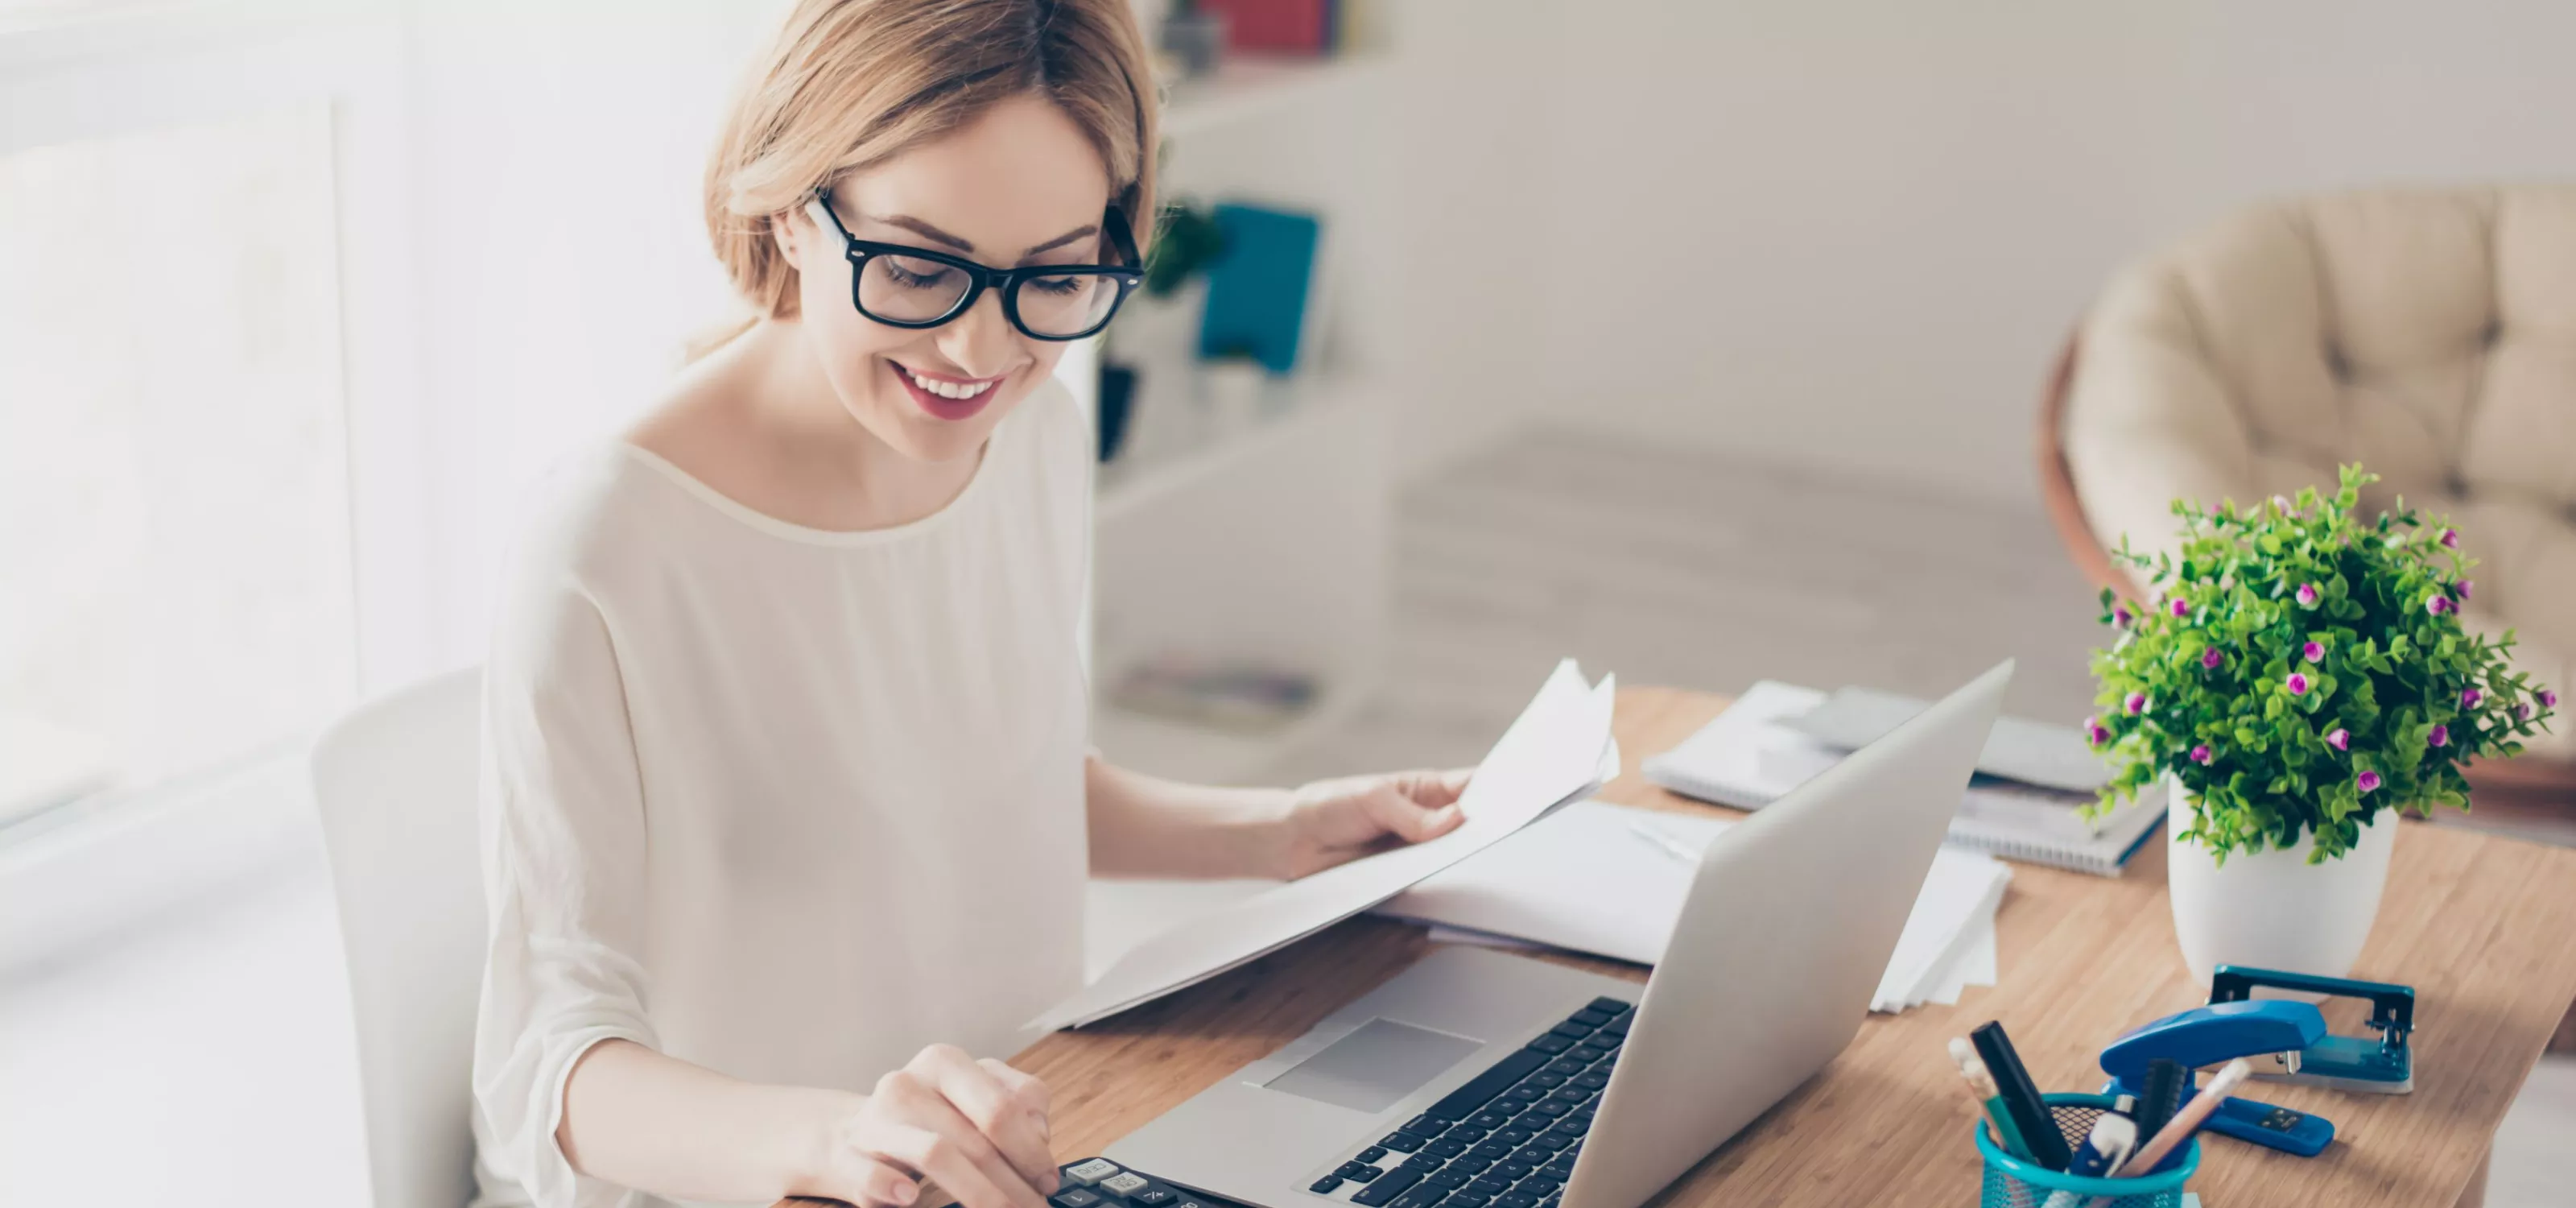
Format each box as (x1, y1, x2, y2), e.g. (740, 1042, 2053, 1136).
(1106, 660, 2011, 1208)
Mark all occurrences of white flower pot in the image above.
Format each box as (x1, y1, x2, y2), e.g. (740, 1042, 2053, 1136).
(2165, 777, 2399, 986)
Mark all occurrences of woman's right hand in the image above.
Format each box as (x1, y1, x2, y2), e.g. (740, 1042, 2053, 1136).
(810, 1045, 1059, 1208)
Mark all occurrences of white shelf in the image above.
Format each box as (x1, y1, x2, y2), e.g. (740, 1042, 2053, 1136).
(1096, 377, 1376, 525)
(1092, 680, 1368, 786)
(1160, 55, 1387, 141)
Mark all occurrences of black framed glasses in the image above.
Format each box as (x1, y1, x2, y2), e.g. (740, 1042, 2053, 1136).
(803, 192, 1145, 341)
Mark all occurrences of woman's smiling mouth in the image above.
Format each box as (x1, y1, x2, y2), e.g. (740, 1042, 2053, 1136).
(890, 361, 1009, 420)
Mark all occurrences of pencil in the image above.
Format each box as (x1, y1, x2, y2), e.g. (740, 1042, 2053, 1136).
(2113, 1058, 2250, 1177)
(1949, 1038, 2033, 1161)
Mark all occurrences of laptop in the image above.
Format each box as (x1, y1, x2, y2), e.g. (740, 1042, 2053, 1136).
(1103, 661, 2012, 1208)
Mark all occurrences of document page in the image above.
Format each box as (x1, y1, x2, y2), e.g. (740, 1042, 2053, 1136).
(1030, 660, 1618, 1032)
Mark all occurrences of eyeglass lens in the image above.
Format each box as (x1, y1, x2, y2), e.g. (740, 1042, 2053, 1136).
(857, 255, 1122, 337)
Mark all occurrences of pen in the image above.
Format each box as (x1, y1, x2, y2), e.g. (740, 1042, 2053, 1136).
(2113, 1058, 2251, 1177)
(1626, 819, 1701, 864)
(1949, 1037, 2032, 1161)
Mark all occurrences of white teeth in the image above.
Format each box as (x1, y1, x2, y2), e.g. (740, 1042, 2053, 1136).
(902, 366, 996, 400)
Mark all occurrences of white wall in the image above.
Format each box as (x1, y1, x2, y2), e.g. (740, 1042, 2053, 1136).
(395, 0, 790, 674)
(1418, 0, 2576, 505)
(1372, 0, 1560, 476)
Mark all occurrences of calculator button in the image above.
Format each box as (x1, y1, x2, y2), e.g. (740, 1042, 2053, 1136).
(1100, 1173, 1151, 1198)
(1311, 1177, 1346, 1194)
(1052, 1191, 1104, 1208)
(1065, 1160, 1123, 1186)
(1131, 1189, 1176, 1207)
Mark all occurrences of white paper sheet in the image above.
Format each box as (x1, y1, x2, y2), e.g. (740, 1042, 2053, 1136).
(1381, 799, 2008, 1014)
(1872, 850, 2012, 1012)
(1916, 907, 2000, 1007)
(1030, 660, 1620, 1032)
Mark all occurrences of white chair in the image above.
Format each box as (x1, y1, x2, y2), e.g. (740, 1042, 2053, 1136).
(312, 668, 485, 1208)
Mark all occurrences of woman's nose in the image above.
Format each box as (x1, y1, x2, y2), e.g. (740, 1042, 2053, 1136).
(939, 288, 1021, 379)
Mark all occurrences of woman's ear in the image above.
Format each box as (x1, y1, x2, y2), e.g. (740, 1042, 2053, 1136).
(769, 209, 803, 262)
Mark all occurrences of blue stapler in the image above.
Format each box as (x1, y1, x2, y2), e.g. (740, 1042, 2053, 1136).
(2209, 965, 2414, 1094)
(2099, 999, 2338, 1156)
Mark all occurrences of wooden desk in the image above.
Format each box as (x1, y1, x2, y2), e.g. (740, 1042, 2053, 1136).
(809, 687, 2576, 1207)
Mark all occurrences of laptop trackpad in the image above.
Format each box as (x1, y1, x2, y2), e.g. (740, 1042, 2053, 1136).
(1262, 1018, 1484, 1114)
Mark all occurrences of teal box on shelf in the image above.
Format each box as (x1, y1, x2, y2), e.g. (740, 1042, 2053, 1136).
(1196, 202, 1320, 376)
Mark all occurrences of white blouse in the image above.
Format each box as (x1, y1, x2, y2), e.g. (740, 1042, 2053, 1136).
(470, 380, 1095, 1208)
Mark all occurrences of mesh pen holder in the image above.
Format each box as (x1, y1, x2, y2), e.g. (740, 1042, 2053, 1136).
(1975, 1094, 2201, 1208)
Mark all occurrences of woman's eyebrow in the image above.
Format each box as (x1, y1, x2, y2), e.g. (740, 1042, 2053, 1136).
(1019, 224, 1100, 259)
(865, 214, 1100, 259)
(869, 214, 976, 252)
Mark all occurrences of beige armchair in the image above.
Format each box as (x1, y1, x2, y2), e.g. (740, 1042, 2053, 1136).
(2040, 184, 2576, 804)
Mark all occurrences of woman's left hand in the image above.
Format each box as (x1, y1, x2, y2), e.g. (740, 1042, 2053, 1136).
(1278, 768, 1473, 879)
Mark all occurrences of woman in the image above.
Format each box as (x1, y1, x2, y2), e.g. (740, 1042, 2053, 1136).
(470, 3, 1469, 1207)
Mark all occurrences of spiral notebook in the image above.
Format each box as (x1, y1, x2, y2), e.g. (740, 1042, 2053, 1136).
(1641, 682, 2165, 876)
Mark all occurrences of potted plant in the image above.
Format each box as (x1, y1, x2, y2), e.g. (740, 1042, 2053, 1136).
(1104, 201, 1226, 459)
(2087, 465, 2556, 983)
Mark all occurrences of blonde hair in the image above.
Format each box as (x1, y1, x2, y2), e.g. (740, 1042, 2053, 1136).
(701, 0, 1157, 343)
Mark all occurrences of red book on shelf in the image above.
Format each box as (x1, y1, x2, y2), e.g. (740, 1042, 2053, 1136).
(1196, 0, 1332, 55)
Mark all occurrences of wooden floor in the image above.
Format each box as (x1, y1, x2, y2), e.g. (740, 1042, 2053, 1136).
(1268, 424, 2576, 1208)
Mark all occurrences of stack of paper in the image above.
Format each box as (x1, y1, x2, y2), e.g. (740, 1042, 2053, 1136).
(1031, 660, 1620, 1032)
(1641, 682, 2165, 876)
(1376, 800, 2011, 1013)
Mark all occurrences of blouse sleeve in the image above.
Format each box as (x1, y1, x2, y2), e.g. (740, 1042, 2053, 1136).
(471, 557, 658, 1208)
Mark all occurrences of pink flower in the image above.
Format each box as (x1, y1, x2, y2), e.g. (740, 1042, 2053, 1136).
(2461, 687, 2483, 709)
(2190, 744, 2214, 765)
(2301, 641, 2325, 664)
(2295, 583, 2320, 608)
(2083, 717, 2111, 747)
(2440, 527, 2460, 549)
(2541, 689, 2559, 709)
(2112, 602, 2135, 628)
(2326, 727, 2351, 751)
(2125, 692, 2149, 715)
(2356, 770, 2383, 793)
(2456, 580, 2475, 602)
(2202, 647, 2223, 670)
(2426, 593, 2453, 616)
(2429, 724, 2450, 748)
(2169, 598, 2191, 618)
(2520, 703, 2536, 721)
(2285, 672, 2311, 696)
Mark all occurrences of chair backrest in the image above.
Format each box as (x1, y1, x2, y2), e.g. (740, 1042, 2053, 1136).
(312, 668, 485, 1208)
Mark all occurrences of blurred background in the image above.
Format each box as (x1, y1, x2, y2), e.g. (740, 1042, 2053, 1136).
(4, 1, 2573, 1204)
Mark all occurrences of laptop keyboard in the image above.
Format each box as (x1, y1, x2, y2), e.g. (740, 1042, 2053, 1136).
(1304, 996, 1634, 1208)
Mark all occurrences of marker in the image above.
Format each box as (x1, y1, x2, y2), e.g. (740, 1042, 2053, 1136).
(1971, 1022, 2073, 1170)
(2133, 1058, 2185, 1140)
(2113, 1058, 2251, 1177)
(1950, 1037, 2033, 1161)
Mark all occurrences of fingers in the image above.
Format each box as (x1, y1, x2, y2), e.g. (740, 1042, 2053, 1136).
(1406, 767, 1474, 809)
(881, 1047, 1055, 1208)
(1355, 780, 1463, 843)
(977, 1057, 1053, 1136)
(844, 1160, 924, 1208)
(925, 1051, 1055, 1191)
(861, 1119, 1030, 1208)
